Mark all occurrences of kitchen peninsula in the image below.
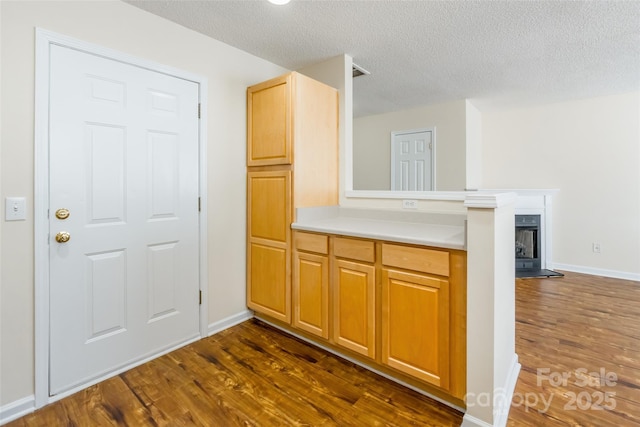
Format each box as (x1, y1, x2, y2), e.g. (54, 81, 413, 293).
(290, 206, 468, 403)
(246, 71, 519, 427)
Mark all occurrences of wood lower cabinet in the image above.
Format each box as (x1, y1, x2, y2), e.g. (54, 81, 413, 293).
(331, 237, 376, 358)
(287, 232, 466, 401)
(292, 232, 329, 338)
(382, 268, 450, 389)
(249, 243, 288, 320)
(247, 170, 291, 323)
(381, 243, 462, 392)
(332, 259, 376, 358)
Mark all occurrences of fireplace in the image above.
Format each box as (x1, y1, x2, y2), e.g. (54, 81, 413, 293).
(479, 188, 563, 277)
(515, 215, 541, 270)
(515, 214, 563, 278)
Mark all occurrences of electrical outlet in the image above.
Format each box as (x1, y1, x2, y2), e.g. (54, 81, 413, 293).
(592, 242, 601, 253)
(402, 199, 418, 209)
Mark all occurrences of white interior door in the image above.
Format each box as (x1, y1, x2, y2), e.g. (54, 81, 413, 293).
(49, 44, 200, 395)
(391, 129, 434, 191)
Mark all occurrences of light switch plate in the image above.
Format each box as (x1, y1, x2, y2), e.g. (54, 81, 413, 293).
(5, 197, 26, 221)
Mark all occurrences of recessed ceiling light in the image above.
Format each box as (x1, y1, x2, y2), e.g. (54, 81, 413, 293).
(268, 0, 291, 5)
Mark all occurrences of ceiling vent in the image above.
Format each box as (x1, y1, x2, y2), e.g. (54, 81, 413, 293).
(352, 63, 370, 78)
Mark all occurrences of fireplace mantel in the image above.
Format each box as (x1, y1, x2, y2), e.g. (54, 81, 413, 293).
(478, 189, 558, 270)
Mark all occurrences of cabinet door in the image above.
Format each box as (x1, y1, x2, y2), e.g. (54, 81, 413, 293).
(333, 259, 376, 358)
(247, 74, 291, 166)
(293, 250, 329, 338)
(382, 269, 450, 389)
(247, 170, 291, 322)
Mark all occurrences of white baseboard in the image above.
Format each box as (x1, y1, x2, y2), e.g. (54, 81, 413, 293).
(0, 395, 35, 426)
(208, 310, 254, 336)
(493, 354, 521, 427)
(462, 354, 521, 427)
(553, 263, 640, 282)
(461, 414, 494, 427)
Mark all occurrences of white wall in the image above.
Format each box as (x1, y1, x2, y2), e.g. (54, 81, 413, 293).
(0, 0, 286, 406)
(353, 100, 467, 191)
(482, 91, 640, 277)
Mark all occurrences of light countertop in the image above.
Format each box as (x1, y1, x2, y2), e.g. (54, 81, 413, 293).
(291, 206, 467, 250)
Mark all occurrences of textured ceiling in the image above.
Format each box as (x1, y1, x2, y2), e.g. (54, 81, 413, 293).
(127, 0, 640, 117)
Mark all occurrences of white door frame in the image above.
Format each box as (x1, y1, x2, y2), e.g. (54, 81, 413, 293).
(34, 28, 209, 408)
(390, 127, 436, 191)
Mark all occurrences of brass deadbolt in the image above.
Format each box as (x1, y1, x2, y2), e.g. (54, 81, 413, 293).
(55, 208, 70, 220)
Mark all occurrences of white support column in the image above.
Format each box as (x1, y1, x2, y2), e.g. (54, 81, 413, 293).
(462, 192, 521, 427)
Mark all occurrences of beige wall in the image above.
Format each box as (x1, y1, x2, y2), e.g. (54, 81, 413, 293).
(465, 100, 482, 191)
(482, 91, 640, 276)
(353, 100, 467, 191)
(0, 0, 286, 406)
(0, 0, 4, 408)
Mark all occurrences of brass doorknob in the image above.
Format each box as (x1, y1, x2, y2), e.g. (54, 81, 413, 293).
(55, 231, 71, 243)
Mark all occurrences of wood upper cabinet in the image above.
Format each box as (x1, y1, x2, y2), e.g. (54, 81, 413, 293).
(247, 74, 291, 166)
(247, 72, 339, 174)
(292, 232, 329, 338)
(332, 238, 376, 359)
(246, 72, 338, 324)
(247, 170, 291, 323)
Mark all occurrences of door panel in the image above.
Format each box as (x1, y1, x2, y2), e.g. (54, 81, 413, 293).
(293, 251, 329, 338)
(148, 132, 179, 219)
(248, 172, 289, 242)
(249, 242, 289, 321)
(85, 250, 127, 341)
(49, 45, 200, 395)
(332, 260, 376, 358)
(86, 124, 126, 223)
(147, 242, 179, 321)
(391, 130, 433, 191)
(247, 76, 291, 166)
(382, 269, 450, 389)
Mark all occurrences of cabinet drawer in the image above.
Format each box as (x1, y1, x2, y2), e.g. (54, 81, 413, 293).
(382, 243, 449, 277)
(294, 232, 328, 255)
(333, 237, 375, 263)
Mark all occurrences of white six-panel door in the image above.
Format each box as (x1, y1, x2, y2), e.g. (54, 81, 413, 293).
(48, 44, 200, 395)
(391, 129, 434, 191)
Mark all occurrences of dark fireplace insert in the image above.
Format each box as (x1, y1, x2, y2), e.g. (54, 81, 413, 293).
(515, 214, 563, 278)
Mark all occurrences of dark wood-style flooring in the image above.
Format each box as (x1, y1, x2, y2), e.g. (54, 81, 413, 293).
(7, 271, 640, 426)
(507, 272, 640, 426)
